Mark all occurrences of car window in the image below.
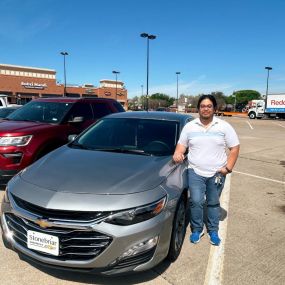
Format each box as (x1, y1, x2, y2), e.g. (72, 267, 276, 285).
(91, 103, 112, 119)
(68, 103, 93, 120)
(75, 118, 179, 156)
(0, 108, 17, 118)
(112, 101, 125, 112)
(7, 101, 73, 123)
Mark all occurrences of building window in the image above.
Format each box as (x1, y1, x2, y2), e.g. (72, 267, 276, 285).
(66, 93, 80, 98)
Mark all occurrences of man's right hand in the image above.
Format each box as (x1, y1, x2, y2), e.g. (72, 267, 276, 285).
(172, 152, 185, 163)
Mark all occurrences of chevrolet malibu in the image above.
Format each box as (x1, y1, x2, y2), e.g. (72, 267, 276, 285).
(1, 111, 193, 275)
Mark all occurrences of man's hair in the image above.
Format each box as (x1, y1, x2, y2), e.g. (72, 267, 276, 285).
(197, 94, 217, 110)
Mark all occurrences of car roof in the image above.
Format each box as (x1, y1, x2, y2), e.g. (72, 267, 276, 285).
(33, 97, 116, 103)
(105, 111, 193, 124)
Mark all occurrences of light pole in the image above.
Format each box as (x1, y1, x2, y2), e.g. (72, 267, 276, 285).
(112, 70, 120, 101)
(141, 84, 144, 109)
(265, 66, 272, 97)
(60, 51, 68, 97)
(233, 91, 236, 112)
(176, 72, 181, 112)
(140, 33, 156, 111)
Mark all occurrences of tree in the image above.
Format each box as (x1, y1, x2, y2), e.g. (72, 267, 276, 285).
(210, 91, 227, 110)
(226, 90, 261, 105)
(149, 93, 175, 108)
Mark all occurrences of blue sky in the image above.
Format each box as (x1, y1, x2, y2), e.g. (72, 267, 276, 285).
(0, 0, 284, 98)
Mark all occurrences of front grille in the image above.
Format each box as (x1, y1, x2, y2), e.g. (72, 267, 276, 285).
(12, 194, 111, 222)
(5, 213, 113, 261)
(112, 248, 156, 269)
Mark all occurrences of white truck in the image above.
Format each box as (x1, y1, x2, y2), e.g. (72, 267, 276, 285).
(0, 94, 21, 108)
(248, 94, 285, 119)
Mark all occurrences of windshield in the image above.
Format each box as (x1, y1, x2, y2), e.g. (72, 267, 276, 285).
(0, 108, 18, 118)
(7, 101, 73, 123)
(72, 118, 179, 156)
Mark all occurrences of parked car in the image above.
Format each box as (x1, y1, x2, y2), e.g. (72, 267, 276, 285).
(0, 106, 22, 119)
(1, 112, 193, 275)
(0, 97, 125, 184)
(156, 107, 170, 112)
(0, 94, 22, 109)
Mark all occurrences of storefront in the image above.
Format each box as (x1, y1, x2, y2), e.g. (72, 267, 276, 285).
(0, 64, 128, 108)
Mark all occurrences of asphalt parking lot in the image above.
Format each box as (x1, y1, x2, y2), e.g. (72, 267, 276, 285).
(0, 116, 284, 285)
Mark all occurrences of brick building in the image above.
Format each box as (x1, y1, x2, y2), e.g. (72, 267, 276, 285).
(0, 64, 128, 108)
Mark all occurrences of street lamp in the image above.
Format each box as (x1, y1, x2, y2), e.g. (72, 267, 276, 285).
(265, 66, 273, 97)
(176, 72, 181, 112)
(141, 84, 144, 109)
(60, 51, 68, 97)
(140, 33, 156, 111)
(112, 70, 120, 101)
(233, 91, 236, 112)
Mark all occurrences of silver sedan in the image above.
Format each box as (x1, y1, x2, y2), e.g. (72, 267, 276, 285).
(1, 111, 193, 275)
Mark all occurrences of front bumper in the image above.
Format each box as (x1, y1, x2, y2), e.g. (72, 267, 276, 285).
(1, 197, 174, 275)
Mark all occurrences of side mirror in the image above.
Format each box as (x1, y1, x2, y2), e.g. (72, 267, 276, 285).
(68, 134, 77, 142)
(68, 116, 84, 123)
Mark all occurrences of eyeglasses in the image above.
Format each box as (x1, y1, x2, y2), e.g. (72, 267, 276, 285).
(200, 104, 213, 109)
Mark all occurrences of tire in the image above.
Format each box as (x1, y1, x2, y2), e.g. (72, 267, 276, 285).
(167, 195, 187, 262)
(249, 112, 256, 119)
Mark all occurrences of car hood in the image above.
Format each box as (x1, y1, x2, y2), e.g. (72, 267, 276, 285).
(20, 145, 177, 195)
(0, 120, 53, 134)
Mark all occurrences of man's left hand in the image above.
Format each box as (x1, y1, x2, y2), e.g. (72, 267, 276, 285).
(219, 167, 230, 176)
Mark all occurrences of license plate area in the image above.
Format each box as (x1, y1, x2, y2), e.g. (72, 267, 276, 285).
(27, 230, 59, 256)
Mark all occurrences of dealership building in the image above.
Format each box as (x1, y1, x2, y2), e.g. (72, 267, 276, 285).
(0, 64, 128, 108)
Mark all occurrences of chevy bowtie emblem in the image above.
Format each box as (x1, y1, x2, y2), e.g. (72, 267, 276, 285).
(35, 219, 51, 228)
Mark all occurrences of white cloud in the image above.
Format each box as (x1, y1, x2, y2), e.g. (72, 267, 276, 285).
(128, 75, 233, 98)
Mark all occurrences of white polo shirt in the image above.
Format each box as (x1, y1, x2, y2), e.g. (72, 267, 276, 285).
(178, 117, 239, 177)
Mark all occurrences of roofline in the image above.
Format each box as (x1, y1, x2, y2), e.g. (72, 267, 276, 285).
(100, 79, 124, 84)
(0, 63, 56, 73)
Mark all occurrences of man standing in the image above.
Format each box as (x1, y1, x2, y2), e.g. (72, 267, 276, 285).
(173, 95, 240, 246)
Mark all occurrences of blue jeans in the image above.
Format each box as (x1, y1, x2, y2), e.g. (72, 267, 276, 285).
(188, 168, 226, 232)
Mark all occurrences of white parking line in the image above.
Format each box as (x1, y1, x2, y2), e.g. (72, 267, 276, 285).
(273, 122, 285, 128)
(234, 170, 285, 184)
(246, 120, 254, 130)
(203, 174, 231, 285)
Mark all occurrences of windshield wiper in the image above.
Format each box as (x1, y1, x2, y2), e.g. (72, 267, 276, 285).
(94, 148, 152, 156)
(70, 142, 95, 150)
(12, 119, 42, 123)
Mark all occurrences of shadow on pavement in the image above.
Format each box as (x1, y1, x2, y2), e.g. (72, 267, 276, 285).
(0, 185, 6, 191)
(220, 207, 228, 221)
(19, 254, 171, 284)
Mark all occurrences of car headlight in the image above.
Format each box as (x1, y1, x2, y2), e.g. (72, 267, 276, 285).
(0, 135, 32, 146)
(105, 196, 167, 226)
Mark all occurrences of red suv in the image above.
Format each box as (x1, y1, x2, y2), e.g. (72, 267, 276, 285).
(0, 97, 125, 184)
